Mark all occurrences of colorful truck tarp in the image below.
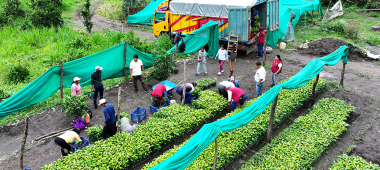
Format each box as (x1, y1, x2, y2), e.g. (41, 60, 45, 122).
(127, 0, 166, 25)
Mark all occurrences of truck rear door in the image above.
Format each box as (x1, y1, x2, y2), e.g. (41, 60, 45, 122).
(268, 0, 279, 31)
(228, 8, 250, 42)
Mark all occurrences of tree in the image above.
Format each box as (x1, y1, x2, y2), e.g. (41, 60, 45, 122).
(30, 0, 63, 28)
(81, 0, 93, 33)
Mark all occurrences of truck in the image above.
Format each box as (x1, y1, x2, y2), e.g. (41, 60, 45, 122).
(152, 0, 279, 52)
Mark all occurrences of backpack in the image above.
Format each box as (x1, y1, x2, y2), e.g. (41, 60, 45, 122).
(73, 117, 87, 130)
(82, 114, 90, 124)
(179, 39, 186, 53)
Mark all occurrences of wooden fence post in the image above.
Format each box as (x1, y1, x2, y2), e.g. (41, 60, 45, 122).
(60, 60, 63, 103)
(20, 117, 29, 170)
(117, 87, 121, 133)
(124, 41, 128, 82)
(174, 43, 179, 62)
(267, 94, 278, 143)
(311, 11, 314, 25)
(263, 32, 267, 66)
(181, 60, 186, 106)
(213, 137, 218, 170)
(340, 63, 346, 86)
(304, 12, 307, 28)
(311, 74, 320, 107)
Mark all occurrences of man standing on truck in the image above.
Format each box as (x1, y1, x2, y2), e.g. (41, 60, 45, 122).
(256, 27, 266, 58)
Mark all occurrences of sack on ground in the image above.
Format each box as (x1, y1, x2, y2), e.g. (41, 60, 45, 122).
(73, 117, 87, 130)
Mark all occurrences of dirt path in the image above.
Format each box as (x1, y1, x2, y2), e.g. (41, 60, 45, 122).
(72, 0, 154, 41)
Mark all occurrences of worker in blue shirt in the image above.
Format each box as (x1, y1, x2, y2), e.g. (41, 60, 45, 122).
(228, 76, 240, 88)
(251, 8, 259, 27)
(99, 99, 116, 139)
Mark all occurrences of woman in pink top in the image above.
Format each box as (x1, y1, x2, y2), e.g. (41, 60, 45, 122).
(271, 55, 282, 87)
(71, 77, 81, 95)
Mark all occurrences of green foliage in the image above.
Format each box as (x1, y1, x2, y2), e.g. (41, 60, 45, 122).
(62, 95, 88, 120)
(80, 0, 93, 33)
(120, 112, 129, 118)
(151, 96, 167, 107)
(146, 55, 176, 82)
(6, 63, 30, 84)
(30, 0, 63, 28)
(3, 0, 24, 17)
(319, 20, 345, 35)
(242, 98, 354, 169)
(192, 90, 228, 113)
(345, 21, 360, 38)
(191, 87, 200, 96)
(143, 78, 327, 169)
(365, 36, 380, 46)
(370, 12, 380, 18)
(85, 125, 103, 141)
(43, 91, 227, 169)
(196, 77, 217, 90)
(330, 154, 380, 170)
(122, 0, 146, 18)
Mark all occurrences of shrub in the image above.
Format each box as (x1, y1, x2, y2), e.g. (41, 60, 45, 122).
(122, 0, 146, 18)
(6, 63, 30, 84)
(146, 55, 176, 82)
(319, 20, 345, 35)
(30, 0, 63, 28)
(370, 12, 380, 18)
(345, 20, 360, 39)
(3, 0, 24, 18)
(62, 95, 88, 120)
(81, 0, 93, 33)
(365, 36, 380, 46)
(86, 125, 103, 141)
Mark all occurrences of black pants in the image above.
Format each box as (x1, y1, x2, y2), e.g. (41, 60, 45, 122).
(133, 75, 147, 91)
(54, 137, 71, 156)
(218, 84, 228, 99)
(103, 122, 116, 139)
(93, 85, 104, 106)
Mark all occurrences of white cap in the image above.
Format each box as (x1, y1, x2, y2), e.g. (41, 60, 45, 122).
(73, 77, 81, 82)
(99, 99, 107, 106)
(95, 66, 103, 71)
(230, 76, 235, 81)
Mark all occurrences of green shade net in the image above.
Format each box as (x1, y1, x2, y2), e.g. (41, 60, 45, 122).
(0, 42, 155, 120)
(267, 0, 323, 47)
(127, 0, 166, 25)
(167, 20, 219, 58)
(149, 46, 349, 170)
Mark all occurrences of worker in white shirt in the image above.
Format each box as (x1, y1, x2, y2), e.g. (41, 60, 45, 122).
(255, 62, 266, 97)
(218, 80, 235, 99)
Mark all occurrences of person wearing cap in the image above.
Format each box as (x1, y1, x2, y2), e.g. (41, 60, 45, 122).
(71, 77, 82, 96)
(218, 80, 235, 99)
(54, 128, 82, 156)
(151, 84, 170, 106)
(99, 99, 116, 139)
(255, 62, 266, 97)
(226, 87, 248, 111)
(130, 54, 148, 93)
(176, 82, 197, 104)
(228, 76, 240, 88)
(214, 44, 228, 75)
(255, 27, 266, 58)
(91, 66, 104, 109)
(196, 46, 207, 76)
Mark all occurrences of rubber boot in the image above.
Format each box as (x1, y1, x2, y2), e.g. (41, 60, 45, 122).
(94, 99, 97, 109)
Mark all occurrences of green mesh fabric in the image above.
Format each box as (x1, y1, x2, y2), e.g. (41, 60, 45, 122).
(0, 42, 155, 120)
(127, 0, 166, 25)
(267, 0, 323, 47)
(167, 20, 219, 58)
(149, 46, 349, 170)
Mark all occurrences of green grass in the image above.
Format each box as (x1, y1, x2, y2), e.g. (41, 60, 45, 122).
(98, 0, 124, 22)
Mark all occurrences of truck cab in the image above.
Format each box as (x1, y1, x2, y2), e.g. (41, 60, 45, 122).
(153, 11, 170, 36)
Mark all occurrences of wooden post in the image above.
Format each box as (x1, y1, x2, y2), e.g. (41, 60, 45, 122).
(213, 137, 218, 170)
(311, 74, 320, 107)
(123, 41, 128, 82)
(340, 63, 346, 86)
(174, 43, 179, 61)
(20, 117, 29, 170)
(311, 11, 314, 25)
(117, 87, 121, 133)
(181, 60, 186, 106)
(60, 60, 63, 103)
(304, 12, 307, 28)
(262, 31, 267, 66)
(267, 94, 278, 143)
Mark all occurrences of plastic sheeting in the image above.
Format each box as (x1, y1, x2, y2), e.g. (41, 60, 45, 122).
(0, 42, 155, 120)
(149, 46, 349, 170)
(167, 20, 219, 58)
(283, 22, 295, 41)
(127, 0, 166, 25)
(267, 0, 323, 47)
(169, 0, 258, 18)
(324, 0, 344, 20)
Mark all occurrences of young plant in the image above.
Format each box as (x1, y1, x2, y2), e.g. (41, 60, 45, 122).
(86, 125, 103, 141)
(330, 154, 380, 170)
(120, 112, 129, 118)
(62, 95, 88, 120)
(81, 0, 93, 33)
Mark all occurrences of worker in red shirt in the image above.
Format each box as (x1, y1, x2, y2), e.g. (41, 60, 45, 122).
(226, 87, 248, 111)
(151, 84, 170, 106)
(255, 27, 266, 58)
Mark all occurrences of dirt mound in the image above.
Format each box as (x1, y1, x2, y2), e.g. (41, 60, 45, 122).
(299, 38, 367, 61)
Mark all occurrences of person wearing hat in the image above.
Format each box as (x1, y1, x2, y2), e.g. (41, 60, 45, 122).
(71, 77, 81, 96)
(54, 128, 82, 156)
(91, 66, 104, 109)
(176, 82, 197, 104)
(228, 76, 240, 88)
(226, 87, 248, 111)
(130, 54, 148, 93)
(255, 27, 266, 58)
(218, 80, 235, 99)
(151, 84, 170, 106)
(255, 62, 266, 97)
(99, 99, 116, 139)
(214, 44, 229, 75)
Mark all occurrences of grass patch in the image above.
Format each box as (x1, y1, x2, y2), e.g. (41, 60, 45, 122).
(98, 0, 124, 22)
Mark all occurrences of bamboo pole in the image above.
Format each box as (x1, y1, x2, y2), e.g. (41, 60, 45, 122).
(20, 117, 29, 170)
(340, 63, 346, 86)
(117, 87, 121, 133)
(262, 31, 267, 66)
(60, 60, 63, 103)
(213, 137, 218, 170)
(124, 41, 128, 82)
(35, 127, 72, 141)
(267, 94, 278, 143)
(181, 60, 186, 106)
(311, 74, 320, 107)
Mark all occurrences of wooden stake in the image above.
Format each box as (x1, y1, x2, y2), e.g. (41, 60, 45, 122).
(267, 94, 278, 143)
(311, 11, 314, 25)
(181, 60, 186, 106)
(213, 137, 218, 170)
(262, 31, 267, 66)
(305, 12, 307, 28)
(117, 87, 121, 133)
(123, 41, 128, 82)
(311, 74, 320, 107)
(174, 43, 179, 62)
(20, 117, 29, 170)
(340, 63, 346, 86)
(60, 60, 63, 103)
